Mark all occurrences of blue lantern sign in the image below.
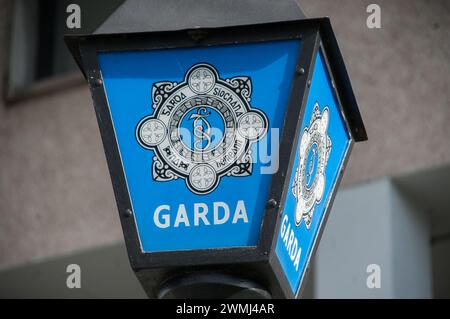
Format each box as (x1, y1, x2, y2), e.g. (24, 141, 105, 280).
(274, 50, 353, 296)
(66, 18, 367, 298)
(97, 40, 300, 252)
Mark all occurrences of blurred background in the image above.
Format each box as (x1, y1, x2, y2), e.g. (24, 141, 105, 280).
(0, 0, 449, 298)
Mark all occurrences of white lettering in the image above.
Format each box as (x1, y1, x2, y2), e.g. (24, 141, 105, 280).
(213, 202, 229, 225)
(279, 214, 302, 271)
(232, 200, 248, 223)
(154, 205, 170, 228)
(174, 204, 190, 227)
(66, 264, 81, 289)
(66, 4, 81, 29)
(194, 203, 210, 226)
(366, 264, 381, 288)
(293, 247, 301, 271)
(366, 4, 381, 29)
(280, 214, 288, 237)
(153, 201, 248, 228)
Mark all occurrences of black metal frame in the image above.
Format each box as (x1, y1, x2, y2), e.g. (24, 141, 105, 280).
(65, 18, 367, 298)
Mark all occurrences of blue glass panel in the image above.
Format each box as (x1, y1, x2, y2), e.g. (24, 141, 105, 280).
(275, 50, 351, 294)
(99, 40, 301, 252)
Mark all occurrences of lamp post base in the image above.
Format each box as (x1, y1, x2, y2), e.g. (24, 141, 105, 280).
(157, 272, 272, 299)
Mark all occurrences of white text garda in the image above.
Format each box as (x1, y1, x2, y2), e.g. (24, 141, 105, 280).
(280, 214, 301, 271)
(153, 200, 248, 229)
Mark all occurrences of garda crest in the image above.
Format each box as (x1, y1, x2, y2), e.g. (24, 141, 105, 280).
(292, 103, 332, 228)
(136, 63, 268, 195)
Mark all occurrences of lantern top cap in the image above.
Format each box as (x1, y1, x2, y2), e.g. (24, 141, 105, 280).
(92, 0, 306, 35)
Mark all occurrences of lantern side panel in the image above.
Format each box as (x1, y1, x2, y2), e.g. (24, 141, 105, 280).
(98, 39, 301, 252)
(275, 48, 351, 295)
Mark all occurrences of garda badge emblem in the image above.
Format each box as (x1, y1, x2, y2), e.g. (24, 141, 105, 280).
(136, 63, 268, 195)
(292, 103, 332, 228)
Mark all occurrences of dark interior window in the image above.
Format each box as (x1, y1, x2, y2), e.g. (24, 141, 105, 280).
(6, 0, 78, 100)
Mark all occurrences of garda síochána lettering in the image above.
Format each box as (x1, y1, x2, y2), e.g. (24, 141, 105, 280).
(154, 200, 248, 228)
(279, 214, 301, 271)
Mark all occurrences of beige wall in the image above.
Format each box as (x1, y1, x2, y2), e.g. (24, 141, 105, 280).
(0, 0, 122, 269)
(0, 0, 449, 269)
(301, 0, 450, 184)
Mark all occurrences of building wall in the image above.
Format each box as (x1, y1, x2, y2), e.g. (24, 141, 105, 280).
(0, 0, 122, 269)
(301, 0, 450, 184)
(314, 178, 432, 298)
(0, 0, 449, 270)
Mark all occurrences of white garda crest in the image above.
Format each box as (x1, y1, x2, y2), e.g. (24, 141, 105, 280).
(136, 63, 268, 195)
(292, 103, 332, 229)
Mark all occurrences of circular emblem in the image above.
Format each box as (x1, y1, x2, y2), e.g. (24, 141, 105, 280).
(188, 164, 217, 193)
(292, 103, 332, 229)
(136, 63, 268, 195)
(188, 66, 215, 94)
(237, 112, 267, 140)
(137, 118, 167, 147)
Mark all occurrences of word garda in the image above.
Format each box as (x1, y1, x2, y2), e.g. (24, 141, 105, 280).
(279, 214, 301, 271)
(153, 200, 248, 229)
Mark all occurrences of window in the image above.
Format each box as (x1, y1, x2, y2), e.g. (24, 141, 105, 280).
(6, 0, 81, 102)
